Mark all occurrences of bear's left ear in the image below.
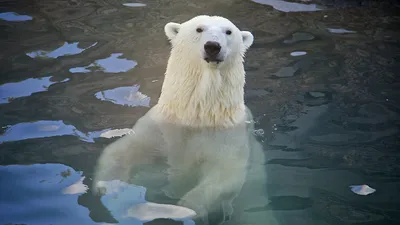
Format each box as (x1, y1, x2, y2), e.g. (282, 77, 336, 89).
(165, 22, 181, 41)
(241, 31, 254, 50)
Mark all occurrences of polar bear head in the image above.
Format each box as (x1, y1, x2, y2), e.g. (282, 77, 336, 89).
(164, 15, 254, 67)
(157, 15, 253, 127)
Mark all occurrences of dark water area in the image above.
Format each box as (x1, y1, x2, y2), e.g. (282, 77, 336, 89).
(0, 0, 399, 225)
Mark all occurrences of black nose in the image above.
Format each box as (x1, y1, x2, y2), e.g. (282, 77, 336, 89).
(204, 41, 221, 56)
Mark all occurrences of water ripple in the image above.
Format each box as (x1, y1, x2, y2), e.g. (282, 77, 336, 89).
(69, 53, 137, 73)
(0, 120, 109, 144)
(327, 28, 356, 34)
(0, 76, 69, 104)
(0, 12, 32, 21)
(95, 85, 150, 107)
(26, 42, 97, 59)
(0, 163, 97, 225)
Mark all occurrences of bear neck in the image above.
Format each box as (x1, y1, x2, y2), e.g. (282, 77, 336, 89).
(156, 52, 246, 128)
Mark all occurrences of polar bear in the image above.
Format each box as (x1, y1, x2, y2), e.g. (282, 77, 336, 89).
(93, 15, 266, 225)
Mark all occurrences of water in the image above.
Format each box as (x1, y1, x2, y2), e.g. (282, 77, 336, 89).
(69, 53, 137, 73)
(0, 12, 32, 21)
(0, 76, 69, 103)
(0, 0, 399, 224)
(26, 42, 98, 59)
(95, 85, 151, 107)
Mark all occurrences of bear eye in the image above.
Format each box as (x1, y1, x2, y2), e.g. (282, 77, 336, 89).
(225, 30, 232, 35)
(196, 27, 203, 33)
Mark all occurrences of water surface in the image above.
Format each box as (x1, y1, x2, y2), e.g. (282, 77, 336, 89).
(0, 0, 399, 224)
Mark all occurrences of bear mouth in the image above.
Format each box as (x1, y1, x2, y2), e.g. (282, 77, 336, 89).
(204, 57, 222, 64)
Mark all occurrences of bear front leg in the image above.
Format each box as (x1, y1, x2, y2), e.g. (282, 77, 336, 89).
(221, 198, 234, 222)
(177, 162, 247, 224)
(93, 133, 141, 195)
(93, 127, 162, 195)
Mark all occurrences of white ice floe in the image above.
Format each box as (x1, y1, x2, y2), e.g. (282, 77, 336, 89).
(349, 184, 376, 195)
(290, 51, 307, 56)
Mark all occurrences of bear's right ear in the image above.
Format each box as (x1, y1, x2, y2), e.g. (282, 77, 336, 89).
(241, 31, 254, 50)
(165, 22, 181, 41)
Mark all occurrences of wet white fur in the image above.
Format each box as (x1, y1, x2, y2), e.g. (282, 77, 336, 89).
(94, 15, 263, 225)
(156, 15, 254, 128)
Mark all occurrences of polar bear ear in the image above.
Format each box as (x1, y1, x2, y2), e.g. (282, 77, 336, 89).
(241, 31, 254, 50)
(165, 22, 181, 41)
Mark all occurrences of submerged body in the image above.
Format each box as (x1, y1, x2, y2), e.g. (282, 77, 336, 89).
(94, 15, 267, 225)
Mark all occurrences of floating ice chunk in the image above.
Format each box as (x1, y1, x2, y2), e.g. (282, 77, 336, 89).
(349, 184, 376, 195)
(251, 0, 323, 12)
(290, 51, 307, 56)
(327, 28, 356, 34)
(123, 3, 147, 7)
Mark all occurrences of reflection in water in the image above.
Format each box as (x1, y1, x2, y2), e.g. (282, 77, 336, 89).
(95, 85, 151, 107)
(307, 102, 399, 145)
(273, 58, 314, 78)
(0, 120, 110, 143)
(0, 12, 32, 21)
(97, 180, 196, 223)
(269, 104, 330, 149)
(0, 76, 69, 104)
(283, 32, 315, 44)
(63, 176, 89, 195)
(26, 42, 98, 59)
(100, 128, 134, 139)
(69, 53, 137, 73)
(245, 195, 313, 211)
(251, 0, 323, 12)
(1, 0, 399, 225)
(123, 3, 147, 7)
(0, 163, 96, 225)
(327, 28, 356, 34)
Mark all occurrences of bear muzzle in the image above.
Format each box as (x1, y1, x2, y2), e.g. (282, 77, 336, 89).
(204, 41, 223, 63)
